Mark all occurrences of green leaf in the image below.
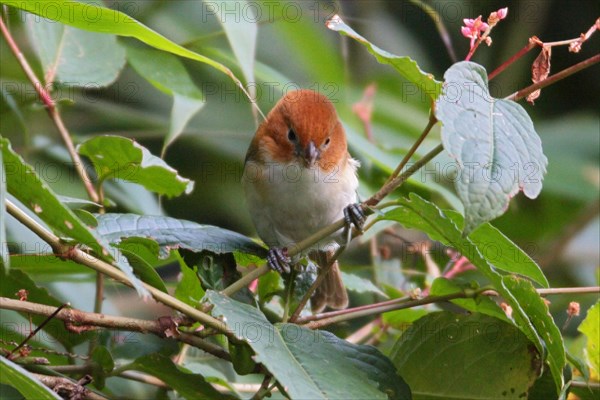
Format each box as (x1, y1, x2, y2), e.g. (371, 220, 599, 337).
(430, 278, 510, 323)
(341, 271, 388, 298)
(578, 301, 600, 376)
(435, 61, 548, 234)
(0, 265, 89, 348)
(175, 257, 205, 307)
(0, 0, 248, 97)
(0, 357, 61, 400)
(1, 148, 8, 270)
(117, 238, 168, 293)
(391, 312, 540, 400)
(127, 353, 237, 400)
(379, 194, 564, 391)
(78, 135, 194, 197)
(444, 210, 548, 287)
(126, 45, 205, 153)
(95, 213, 266, 257)
(319, 329, 412, 400)
(206, 291, 404, 400)
(326, 14, 442, 99)
(25, 1, 126, 87)
(91, 345, 114, 389)
(9, 254, 91, 275)
(1, 137, 148, 297)
(212, 1, 257, 89)
(383, 308, 429, 328)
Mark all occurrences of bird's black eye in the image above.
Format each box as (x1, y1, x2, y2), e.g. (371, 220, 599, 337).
(324, 137, 331, 146)
(287, 128, 297, 142)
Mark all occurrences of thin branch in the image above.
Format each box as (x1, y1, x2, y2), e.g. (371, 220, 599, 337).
(537, 286, 600, 296)
(0, 296, 232, 361)
(5, 199, 231, 338)
(0, 17, 99, 203)
(298, 286, 600, 329)
(31, 373, 107, 400)
(302, 291, 474, 330)
(289, 246, 345, 322)
(507, 54, 600, 101)
(488, 38, 540, 81)
(6, 303, 68, 359)
(383, 112, 437, 186)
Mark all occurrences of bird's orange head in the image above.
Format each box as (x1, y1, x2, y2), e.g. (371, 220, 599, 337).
(247, 90, 348, 171)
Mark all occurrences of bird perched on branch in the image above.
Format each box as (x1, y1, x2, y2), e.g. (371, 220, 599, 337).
(242, 89, 364, 312)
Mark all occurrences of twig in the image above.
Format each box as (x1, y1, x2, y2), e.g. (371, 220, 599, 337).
(32, 373, 107, 400)
(298, 286, 600, 329)
(0, 17, 99, 203)
(5, 199, 230, 338)
(289, 246, 345, 322)
(250, 375, 273, 400)
(507, 54, 600, 101)
(488, 38, 540, 81)
(6, 303, 68, 359)
(0, 296, 232, 361)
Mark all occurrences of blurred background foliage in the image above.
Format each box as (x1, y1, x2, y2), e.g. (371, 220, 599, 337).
(0, 0, 598, 396)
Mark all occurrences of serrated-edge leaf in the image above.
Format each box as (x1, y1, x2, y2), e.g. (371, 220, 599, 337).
(379, 193, 564, 391)
(206, 291, 388, 399)
(95, 213, 266, 257)
(444, 210, 548, 287)
(78, 135, 194, 197)
(578, 301, 600, 376)
(435, 61, 548, 234)
(0, 0, 248, 97)
(0, 357, 61, 399)
(327, 14, 442, 99)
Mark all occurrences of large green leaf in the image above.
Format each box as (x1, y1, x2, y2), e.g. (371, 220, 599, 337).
(211, 1, 257, 90)
(0, 357, 61, 400)
(326, 14, 442, 99)
(127, 353, 237, 400)
(78, 135, 194, 197)
(25, 1, 126, 87)
(379, 193, 564, 391)
(0, 137, 147, 296)
(435, 61, 547, 234)
(578, 301, 600, 376)
(207, 291, 408, 400)
(9, 254, 91, 275)
(444, 210, 548, 287)
(175, 257, 205, 307)
(95, 213, 266, 257)
(125, 45, 205, 153)
(0, 0, 248, 96)
(391, 312, 540, 399)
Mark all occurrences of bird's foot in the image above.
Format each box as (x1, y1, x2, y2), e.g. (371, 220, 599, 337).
(343, 203, 366, 245)
(267, 247, 291, 274)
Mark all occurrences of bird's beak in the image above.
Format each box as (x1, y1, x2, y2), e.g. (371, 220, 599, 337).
(304, 141, 320, 169)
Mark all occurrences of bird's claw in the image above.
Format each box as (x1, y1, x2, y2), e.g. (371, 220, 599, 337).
(267, 247, 291, 274)
(343, 203, 366, 245)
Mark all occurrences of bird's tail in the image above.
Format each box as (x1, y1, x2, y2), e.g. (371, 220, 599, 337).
(309, 250, 349, 313)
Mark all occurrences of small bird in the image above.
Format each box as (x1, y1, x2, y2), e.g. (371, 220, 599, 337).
(242, 89, 364, 312)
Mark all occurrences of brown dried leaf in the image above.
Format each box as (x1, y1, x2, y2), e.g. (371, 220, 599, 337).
(527, 46, 551, 104)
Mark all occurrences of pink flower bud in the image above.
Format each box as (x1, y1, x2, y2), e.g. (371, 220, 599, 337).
(461, 26, 473, 38)
(497, 7, 508, 20)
